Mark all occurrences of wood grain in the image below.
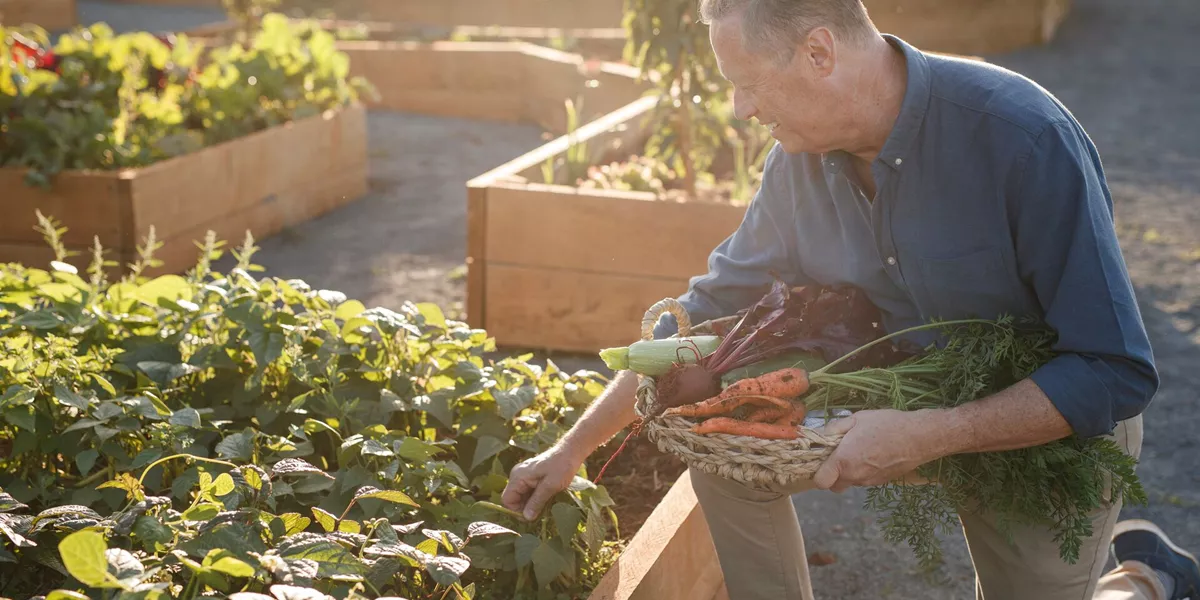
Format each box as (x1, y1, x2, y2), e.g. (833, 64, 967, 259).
(586, 471, 724, 600)
(482, 264, 689, 353)
(0, 169, 130, 248)
(0, 0, 77, 30)
(483, 184, 745, 280)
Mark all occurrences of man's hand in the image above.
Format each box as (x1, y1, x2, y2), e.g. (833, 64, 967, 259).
(501, 445, 585, 521)
(811, 408, 963, 493)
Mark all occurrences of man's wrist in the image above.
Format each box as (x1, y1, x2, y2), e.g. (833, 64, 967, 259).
(921, 407, 976, 460)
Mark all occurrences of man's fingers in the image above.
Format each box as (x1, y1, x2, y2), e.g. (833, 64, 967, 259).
(501, 472, 537, 512)
(815, 414, 856, 437)
(811, 459, 840, 491)
(522, 479, 561, 521)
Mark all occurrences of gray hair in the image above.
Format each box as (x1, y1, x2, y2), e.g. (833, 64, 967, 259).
(699, 0, 875, 61)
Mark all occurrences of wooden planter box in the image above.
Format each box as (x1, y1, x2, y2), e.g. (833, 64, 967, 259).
(1, 105, 368, 276)
(866, 0, 1071, 55)
(186, 18, 628, 63)
(464, 96, 748, 354)
(0, 0, 76, 30)
(584, 470, 738, 600)
(336, 41, 646, 134)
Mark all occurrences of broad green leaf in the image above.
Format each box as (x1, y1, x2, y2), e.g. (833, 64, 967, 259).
(353, 487, 419, 508)
(424, 555, 469, 586)
(4, 406, 36, 432)
(46, 591, 90, 600)
(137, 361, 200, 385)
(269, 585, 333, 600)
(135, 274, 192, 305)
(552, 503, 583, 545)
(411, 394, 453, 428)
(465, 521, 517, 540)
(241, 466, 264, 491)
(76, 449, 100, 476)
(514, 534, 540, 567)
(271, 459, 331, 479)
(414, 303, 446, 328)
(278, 513, 311, 536)
(0, 521, 34, 547)
(422, 529, 464, 554)
(469, 436, 508, 470)
(59, 530, 111, 587)
(311, 507, 337, 532)
(215, 430, 255, 461)
(394, 437, 444, 463)
(96, 473, 144, 502)
(334, 300, 367, 320)
(494, 386, 536, 420)
(532, 541, 570, 587)
(169, 408, 202, 428)
(133, 515, 173, 550)
(0, 492, 28, 512)
(213, 473, 236, 497)
(0, 546, 15, 563)
(415, 538, 441, 557)
(181, 503, 221, 522)
(54, 385, 92, 411)
(207, 554, 256, 577)
(105, 547, 145, 581)
(360, 439, 393, 457)
(275, 535, 366, 578)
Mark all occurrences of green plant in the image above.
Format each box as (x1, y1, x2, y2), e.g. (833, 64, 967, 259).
(541, 97, 591, 186)
(1, 16, 372, 187)
(0, 215, 622, 599)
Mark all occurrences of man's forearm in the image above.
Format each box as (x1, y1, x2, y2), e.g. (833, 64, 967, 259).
(935, 378, 1075, 457)
(555, 370, 640, 460)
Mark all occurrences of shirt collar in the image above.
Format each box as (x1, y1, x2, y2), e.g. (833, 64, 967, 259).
(876, 34, 932, 171)
(821, 34, 932, 174)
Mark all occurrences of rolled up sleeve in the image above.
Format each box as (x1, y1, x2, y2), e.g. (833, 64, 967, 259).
(653, 146, 810, 339)
(1011, 120, 1159, 438)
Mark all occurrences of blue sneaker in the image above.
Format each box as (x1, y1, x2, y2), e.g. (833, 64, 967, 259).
(1111, 519, 1200, 600)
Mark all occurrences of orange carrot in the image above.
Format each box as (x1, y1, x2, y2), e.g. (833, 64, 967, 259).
(663, 393, 790, 418)
(719, 368, 810, 400)
(772, 403, 808, 426)
(745, 405, 792, 423)
(691, 417, 799, 440)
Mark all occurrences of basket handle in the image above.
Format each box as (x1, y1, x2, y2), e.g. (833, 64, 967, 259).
(640, 298, 692, 341)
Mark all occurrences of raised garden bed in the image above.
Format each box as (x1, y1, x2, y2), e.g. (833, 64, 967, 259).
(186, 17, 628, 62)
(1, 105, 368, 276)
(465, 96, 753, 354)
(865, 0, 1071, 55)
(0, 0, 76, 31)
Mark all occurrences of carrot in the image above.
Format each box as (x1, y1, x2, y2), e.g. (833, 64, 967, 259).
(772, 403, 808, 425)
(719, 367, 810, 399)
(690, 417, 799, 440)
(663, 393, 790, 418)
(744, 405, 792, 423)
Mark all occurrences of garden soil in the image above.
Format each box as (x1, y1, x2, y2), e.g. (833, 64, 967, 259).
(80, 0, 1200, 597)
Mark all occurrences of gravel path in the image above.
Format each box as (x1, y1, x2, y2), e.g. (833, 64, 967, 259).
(72, 1, 1200, 598)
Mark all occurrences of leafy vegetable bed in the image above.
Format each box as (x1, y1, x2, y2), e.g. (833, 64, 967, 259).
(0, 227, 626, 599)
(1, 16, 371, 276)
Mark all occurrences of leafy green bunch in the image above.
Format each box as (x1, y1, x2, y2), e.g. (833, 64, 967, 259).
(804, 317, 1147, 571)
(1, 15, 372, 187)
(0, 216, 621, 599)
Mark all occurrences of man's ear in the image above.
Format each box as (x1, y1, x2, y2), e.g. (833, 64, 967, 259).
(804, 27, 837, 77)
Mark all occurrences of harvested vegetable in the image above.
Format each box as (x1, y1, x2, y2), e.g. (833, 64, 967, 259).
(743, 404, 792, 423)
(690, 417, 800, 440)
(599, 335, 722, 376)
(650, 279, 914, 410)
(664, 392, 791, 418)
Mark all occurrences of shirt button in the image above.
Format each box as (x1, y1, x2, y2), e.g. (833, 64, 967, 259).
(886, 256, 897, 265)
(894, 158, 903, 166)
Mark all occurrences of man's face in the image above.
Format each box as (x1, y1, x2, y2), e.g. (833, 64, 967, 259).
(710, 15, 845, 155)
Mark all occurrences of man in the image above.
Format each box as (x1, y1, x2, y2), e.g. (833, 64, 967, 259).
(502, 1, 1200, 598)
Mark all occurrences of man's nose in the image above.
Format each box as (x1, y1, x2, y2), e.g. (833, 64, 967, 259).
(733, 89, 757, 121)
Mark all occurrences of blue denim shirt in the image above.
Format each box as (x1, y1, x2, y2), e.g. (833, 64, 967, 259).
(652, 35, 1158, 439)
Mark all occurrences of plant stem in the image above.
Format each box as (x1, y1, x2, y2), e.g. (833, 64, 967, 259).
(811, 318, 993, 376)
(138, 453, 239, 488)
(75, 464, 113, 489)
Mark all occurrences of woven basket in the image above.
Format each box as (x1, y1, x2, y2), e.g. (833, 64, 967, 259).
(631, 297, 844, 488)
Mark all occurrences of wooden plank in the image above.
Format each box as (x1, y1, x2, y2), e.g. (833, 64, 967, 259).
(585, 471, 724, 600)
(0, 0, 76, 30)
(520, 49, 648, 134)
(482, 264, 689, 353)
(352, 0, 625, 29)
(465, 185, 489, 331)
(484, 184, 745, 280)
(864, 0, 1070, 55)
(0, 169, 130, 248)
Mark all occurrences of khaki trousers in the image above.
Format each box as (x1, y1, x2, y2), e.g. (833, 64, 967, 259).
(691, 415, 1159, 600)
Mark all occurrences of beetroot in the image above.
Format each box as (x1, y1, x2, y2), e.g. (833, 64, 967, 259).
(655, 363, 721, 408)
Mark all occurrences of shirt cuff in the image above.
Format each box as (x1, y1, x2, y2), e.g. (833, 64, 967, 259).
(651, 312, 681, 340)
(1028, 353, 1117, 439)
